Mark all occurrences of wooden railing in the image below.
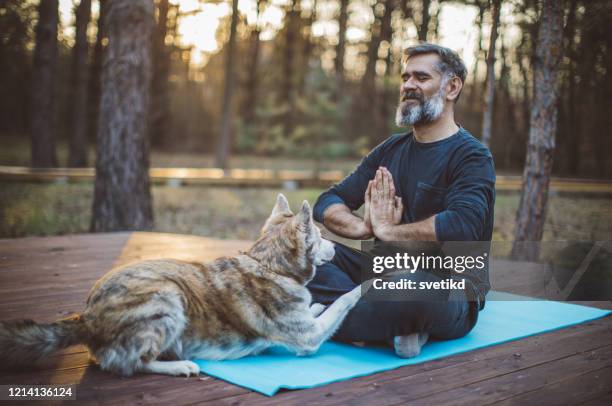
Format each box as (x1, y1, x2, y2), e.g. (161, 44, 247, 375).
(1, 165, 611, 193)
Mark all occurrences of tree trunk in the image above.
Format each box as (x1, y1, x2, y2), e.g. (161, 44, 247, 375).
(299, 0, 317, 96)
(498, 29, 517, 169)
(517, 35, 531, 139)
(431, 1, 442, 41)
(400, 0, 414, 26)
(480, 0, 501, 148)
(241, 0, 264, 125)
(91, 0, 155, 232)
(359, 0, 392, 147)
(562, 0, 578, 175)
(281, 0, 300, 139)
(88, 0, 107, 151)
(418, 0, 431, 42)
(215, 0, 239, 169)
(511, 0, 564, 261)
(30, 0, 59, 168)
(335, 0, 348, 98)
(376, 0, 394, 141)
(149, 0, 171, 147)
(469, 2, 485, 107)
(68, 0, 92, 167)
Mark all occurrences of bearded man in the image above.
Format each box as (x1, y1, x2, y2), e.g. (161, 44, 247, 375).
(307, 44, 496, 357)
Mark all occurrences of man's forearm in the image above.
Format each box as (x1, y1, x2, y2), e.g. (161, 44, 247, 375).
(322, 204, 373, 240)
(376, 215, 437, 241)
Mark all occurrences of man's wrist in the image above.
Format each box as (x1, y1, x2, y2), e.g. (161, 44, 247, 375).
(357, 220, 374, 240)
(374, 223, 396, 241)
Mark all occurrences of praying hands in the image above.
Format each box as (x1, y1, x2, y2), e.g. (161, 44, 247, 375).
(364, 167, 403, 240)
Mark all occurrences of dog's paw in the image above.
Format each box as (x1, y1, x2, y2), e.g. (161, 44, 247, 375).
(340, 285, 364, 306)
(359, 278, 375, 295)
(350, 279, 374, 299)
(310, 303, 326, 317)
(167, 360, 201, 377)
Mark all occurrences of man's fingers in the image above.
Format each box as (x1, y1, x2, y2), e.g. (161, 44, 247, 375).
(380, 167, 394, 200)
(395, 196, 403, 210)
(365, 180, 372, 203)
(375, 169, 383, 193)
(381, 167, 389, 198)
(384, 167, 394, 182)
(374, 169, 383, 200)
(386, 170, 395, 199)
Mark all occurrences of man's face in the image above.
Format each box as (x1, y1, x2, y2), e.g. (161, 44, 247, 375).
(395, 53, 448, 127)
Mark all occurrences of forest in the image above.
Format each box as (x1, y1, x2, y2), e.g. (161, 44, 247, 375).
(1, 0, 610, 175)
(0, 0, 610, 252)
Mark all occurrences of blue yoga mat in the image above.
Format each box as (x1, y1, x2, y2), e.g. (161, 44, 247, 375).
(193, 295, 611, 396)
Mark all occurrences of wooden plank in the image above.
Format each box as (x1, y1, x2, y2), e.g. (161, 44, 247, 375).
(2, 363, 249, 404)
(405, 345, 612, 406)
(579, 390, 612, 406)
(0, 232, 250, 322)
(74, 377, 250, 405)
(219, 317, 612, 405)
(494, 366, 612, 405)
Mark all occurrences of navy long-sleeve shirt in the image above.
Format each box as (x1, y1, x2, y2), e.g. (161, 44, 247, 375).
(314, 127, 496, 306)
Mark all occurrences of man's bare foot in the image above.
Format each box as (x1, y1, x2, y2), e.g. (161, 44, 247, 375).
(393, 332, 429, 358)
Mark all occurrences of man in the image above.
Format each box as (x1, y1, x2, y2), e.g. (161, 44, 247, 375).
(307, 44, 495, 357)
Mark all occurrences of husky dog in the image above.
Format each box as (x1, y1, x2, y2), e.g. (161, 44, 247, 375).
(0, 194, 365, 377)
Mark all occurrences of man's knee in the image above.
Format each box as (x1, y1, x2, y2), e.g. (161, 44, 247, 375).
(310, 261, 354, 289)
(308, 261, 356, 305)
(372, 298, 464, 338)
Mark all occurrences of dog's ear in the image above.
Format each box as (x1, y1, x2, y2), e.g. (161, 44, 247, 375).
(294, 200, 313, 231)
(271, 193, 292, 217)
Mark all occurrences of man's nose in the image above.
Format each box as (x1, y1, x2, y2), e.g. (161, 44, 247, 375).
(401, 77, 417, 92)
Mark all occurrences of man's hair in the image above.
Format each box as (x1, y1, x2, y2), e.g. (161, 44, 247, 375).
(403, 43, 467, 101)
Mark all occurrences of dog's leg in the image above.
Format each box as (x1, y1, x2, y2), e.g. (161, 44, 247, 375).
(310, 284, 362, 340)
(283, 284, 364, 356)
(310, 303, 326, 317)
(94, 296, 187, 377)
(139, 360, 200, 377)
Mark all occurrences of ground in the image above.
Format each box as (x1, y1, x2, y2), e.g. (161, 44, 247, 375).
(1, 182, 612, 242)
(1, 138, 611, 241)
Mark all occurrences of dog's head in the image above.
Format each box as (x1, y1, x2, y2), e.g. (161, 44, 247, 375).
(249, 194, 335, 284)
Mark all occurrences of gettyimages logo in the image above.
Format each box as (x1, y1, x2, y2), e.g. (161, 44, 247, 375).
(358, 241, 612, 302)
(358, 241, 491, 302)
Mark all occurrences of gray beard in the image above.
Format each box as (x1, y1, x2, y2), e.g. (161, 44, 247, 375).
(395, 87, 446, 127)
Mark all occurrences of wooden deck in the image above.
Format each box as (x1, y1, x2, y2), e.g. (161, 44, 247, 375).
(0, 232, 610, 405)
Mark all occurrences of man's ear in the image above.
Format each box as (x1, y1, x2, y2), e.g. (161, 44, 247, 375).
(446, 76, 463, 102)
(271, 193, 292, 217)
(294, 200, 313, 231)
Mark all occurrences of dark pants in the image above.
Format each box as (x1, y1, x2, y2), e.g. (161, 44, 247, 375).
(307, 243, 479, 343)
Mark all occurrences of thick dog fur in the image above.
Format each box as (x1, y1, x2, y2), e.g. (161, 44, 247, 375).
(0, 194, 364, 377)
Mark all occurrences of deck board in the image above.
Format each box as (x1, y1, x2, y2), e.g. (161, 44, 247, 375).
(0, 232, 610, 405)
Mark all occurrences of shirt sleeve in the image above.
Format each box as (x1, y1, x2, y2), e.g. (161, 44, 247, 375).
(313, 137, 393, 223)
(434, 148, 495, 241)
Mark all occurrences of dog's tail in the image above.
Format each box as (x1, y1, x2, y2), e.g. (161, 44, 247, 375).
(0, 315, 87, 369)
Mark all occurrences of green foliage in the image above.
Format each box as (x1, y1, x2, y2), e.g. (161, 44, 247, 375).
(0, 182, 92, 237)
(236, 65, 359, 160)
(0, 0, 36, 134)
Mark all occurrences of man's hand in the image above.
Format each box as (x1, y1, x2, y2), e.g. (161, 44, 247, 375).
(323, 203, 374, 240)
(369, 167, 403, 240)
(363, 180, 373, 233)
